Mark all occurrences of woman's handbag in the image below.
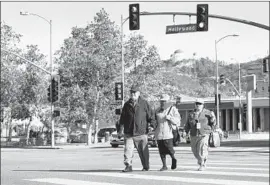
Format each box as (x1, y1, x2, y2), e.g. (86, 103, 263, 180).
(167, 106, 180, 145)
(209, 130, 220, 147)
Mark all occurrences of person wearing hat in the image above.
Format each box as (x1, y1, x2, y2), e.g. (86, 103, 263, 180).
(118, 84, 155, 172)
(184, 98, 216, 171)
(154, 94, 181, 171)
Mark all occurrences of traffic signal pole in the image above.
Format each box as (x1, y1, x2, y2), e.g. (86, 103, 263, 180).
(139, 11, 269, 30)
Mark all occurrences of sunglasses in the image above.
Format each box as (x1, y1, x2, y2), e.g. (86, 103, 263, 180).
(195, 102, 203, 105)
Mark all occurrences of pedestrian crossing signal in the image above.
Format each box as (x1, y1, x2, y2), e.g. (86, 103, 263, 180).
(115, 108, 122, 115)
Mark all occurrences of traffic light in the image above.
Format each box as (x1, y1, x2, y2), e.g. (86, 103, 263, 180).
(47, 75, 60, 103)
(215, 94, 221, 106)
(196, 4, 209, 31)
(47, 86, 52, 102)
(115, 108, 122, 115)
(243, 103, 247, 114)
(219, 74, 226, 85)
(129, 4, 140, 30)
(51, 77, 59, 103)
(115, 82, 123, 100)
(263, 57, 269, 73)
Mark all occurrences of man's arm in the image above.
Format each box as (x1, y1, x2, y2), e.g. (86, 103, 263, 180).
(184, 113, 191, 134)
(118, 104, 126, 136)
(146, 101, 156, 128)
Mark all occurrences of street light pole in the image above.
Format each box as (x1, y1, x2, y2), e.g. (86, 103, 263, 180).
(49, 19, 55, 147)
(215, 34, 239, 128)
(121, 15, 129, 107)
(121, 15, 125, 108)
(238, 61, 242, 139)
(20, 11, 54, 147)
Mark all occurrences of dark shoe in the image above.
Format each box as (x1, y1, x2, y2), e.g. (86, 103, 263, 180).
(171, 158, 177, 170)
(122, 165, 133, 172)
(160, 166, 168, 171)
(142, 168, 149, 171)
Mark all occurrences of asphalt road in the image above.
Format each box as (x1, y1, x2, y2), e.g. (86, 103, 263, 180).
(1, 140, 269, 185)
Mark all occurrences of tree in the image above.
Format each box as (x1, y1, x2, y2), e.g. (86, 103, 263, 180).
(56, 9, 122, 145)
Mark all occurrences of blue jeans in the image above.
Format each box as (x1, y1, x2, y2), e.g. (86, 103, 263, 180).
(124, 134, 149, 169)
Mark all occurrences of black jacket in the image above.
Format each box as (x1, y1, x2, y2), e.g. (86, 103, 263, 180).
(119, 97, 155, 136)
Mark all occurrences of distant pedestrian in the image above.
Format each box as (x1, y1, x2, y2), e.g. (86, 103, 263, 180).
(118, 84, 155, 172)
(154, 94, 181, 171)
(184, 98, 216, 171)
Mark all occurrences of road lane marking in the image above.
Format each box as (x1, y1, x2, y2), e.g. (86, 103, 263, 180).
(162, 169, 269, 177)
(80, 172, 268, 185)
(152, 162, 269, 167)
(150, 164, 268, 171)
(24, 178, 123, 185)
(111, 167, 268, 177)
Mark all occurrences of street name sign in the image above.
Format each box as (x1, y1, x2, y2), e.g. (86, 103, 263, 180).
(166, 24, 197, 34)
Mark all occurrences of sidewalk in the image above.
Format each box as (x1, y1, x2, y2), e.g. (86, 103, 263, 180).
(1, 142, 111, 150)
(221, 132, 269, 142)
(1, 132, 269, 151)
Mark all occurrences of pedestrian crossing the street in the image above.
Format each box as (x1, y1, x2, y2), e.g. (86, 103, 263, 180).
(23, 149, 269, 185)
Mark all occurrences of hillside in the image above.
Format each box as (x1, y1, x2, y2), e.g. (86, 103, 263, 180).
(136, 57, 268, 102)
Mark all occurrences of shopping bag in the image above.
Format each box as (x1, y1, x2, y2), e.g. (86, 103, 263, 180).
(209, 131, 220, 147)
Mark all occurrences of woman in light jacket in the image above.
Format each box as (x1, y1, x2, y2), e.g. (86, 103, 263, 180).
(154, 94, 181, 171)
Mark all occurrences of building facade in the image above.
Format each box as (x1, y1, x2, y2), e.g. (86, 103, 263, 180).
(176, 97, 269, 132)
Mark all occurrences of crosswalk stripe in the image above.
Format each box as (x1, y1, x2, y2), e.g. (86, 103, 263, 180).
(24, 178, 123, 185)
(111, 167, 268, 177)
(80, 172, 268, 185)
(156, 169, 269, 177)
(168, 161, 269, 167)
(150, 164, 268, 171)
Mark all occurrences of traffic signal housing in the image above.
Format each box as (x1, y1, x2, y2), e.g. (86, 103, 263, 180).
(48, 75, 60, 103)
(243, 103, 247, 114)
(129, 4, 140, 30)
(53, 108, 60, 117)
(47, 86, 52, 102)
(219, 74, 226, 85)
(263, 57, 269, 73)
(115, 82, 123, 101)
(196, 4, 209, 31)
(115, 108, 122, 115)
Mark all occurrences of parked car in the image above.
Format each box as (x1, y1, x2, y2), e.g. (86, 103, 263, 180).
(110, 130, 157, 148)
(178, 127, 190, 144)
(69, 131, 88, 143)
(97, 127, 116, 142)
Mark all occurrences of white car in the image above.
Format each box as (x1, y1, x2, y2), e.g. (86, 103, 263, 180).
(110, 131, 124, 147)
(110, 131, 157, 147)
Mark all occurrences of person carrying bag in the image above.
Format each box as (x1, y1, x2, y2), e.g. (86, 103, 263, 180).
(154, 94, 181, 171)
(167, 106, 181, 146)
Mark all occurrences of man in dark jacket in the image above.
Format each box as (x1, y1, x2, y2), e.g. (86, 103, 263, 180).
(118, 84, 155, 172)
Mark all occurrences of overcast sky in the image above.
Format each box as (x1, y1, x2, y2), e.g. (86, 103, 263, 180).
(1, 1, 269, 64)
